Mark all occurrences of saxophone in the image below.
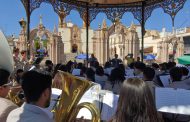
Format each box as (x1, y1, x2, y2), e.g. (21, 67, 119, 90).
(52, 71, 101, 122)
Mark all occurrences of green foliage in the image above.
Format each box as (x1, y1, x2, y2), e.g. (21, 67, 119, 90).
(42, 39, 48, 48)
(34, 38, 40, 49)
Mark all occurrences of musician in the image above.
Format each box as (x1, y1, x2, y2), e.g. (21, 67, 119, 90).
(168, 67, 190, 89)
(20, 50, 31, 71)
(110, 54, 122, 68)
(7, 71, 53, 122)
(133, 62, 146, 78)
(13, 48, 22, 71)
(0, 69, 18, 122)
(143, 67, 159, 97)
(109, 78, 162, 122)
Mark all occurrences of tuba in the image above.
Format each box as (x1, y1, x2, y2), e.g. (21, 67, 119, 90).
(53, 71, 101, 122)
(0, 30, 14, 73)
(0, 30, 23, 106)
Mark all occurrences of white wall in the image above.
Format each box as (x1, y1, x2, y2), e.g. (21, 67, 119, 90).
(58, 28, 71, 53)
(80, 28, 94, 54)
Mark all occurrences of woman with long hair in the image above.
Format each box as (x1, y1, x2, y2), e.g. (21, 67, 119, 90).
(111, 78, 161, 122)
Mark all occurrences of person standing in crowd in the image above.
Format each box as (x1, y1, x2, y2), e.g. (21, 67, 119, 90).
(180, 67, 190, 81)
(89, 54, 97, 64)
(136, 56, 141, 62)
(125, 54, 134, 66)
(143, 67, 159, 97)
(85, 68, 95, 82)
(110, 54, 122, 68)
(0, 69, 18, 122)
(20, 50, 30, 71)
(133, 62, 146, 78)
(95, 66, 108, 89)
(7, 71, 53, 122)
(104, 68, 125, 94)
(13, 48, 22, 70)
(44, 60, 53, 75)
(168, 67, 190, 89)
(110, 78, 161, 122)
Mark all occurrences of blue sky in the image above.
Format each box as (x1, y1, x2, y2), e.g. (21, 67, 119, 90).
(0, 0, 190, 36)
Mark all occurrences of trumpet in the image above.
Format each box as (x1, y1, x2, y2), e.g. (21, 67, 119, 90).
(52, 71, 101, 122)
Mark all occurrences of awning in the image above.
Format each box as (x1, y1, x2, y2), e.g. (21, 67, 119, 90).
(177, 55, 190, 65)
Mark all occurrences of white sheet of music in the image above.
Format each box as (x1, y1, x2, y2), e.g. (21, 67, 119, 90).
(47, 88, 62, 111)
(72, 69, 81, 76)
(101, 91, 119, 121)
(159, 75, 170, 87)
(156, 87, 190, 115)
(125, 69, 134, 76)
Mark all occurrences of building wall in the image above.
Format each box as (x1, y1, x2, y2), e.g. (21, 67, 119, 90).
(80, 28, 94, 54)
(58, 27, 71, 53)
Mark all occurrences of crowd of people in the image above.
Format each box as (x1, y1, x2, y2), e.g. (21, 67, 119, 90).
(0, 48, 190, 122)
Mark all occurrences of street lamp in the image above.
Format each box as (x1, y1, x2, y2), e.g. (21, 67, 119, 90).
(19, 18, 26, 30)
(19, 18, 27, 53)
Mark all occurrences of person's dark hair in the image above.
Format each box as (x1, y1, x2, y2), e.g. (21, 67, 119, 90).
(180, 67, 189, 76)
(45, 60, 53, 66)
(159, 63, 167, 71)
(58, 64, 68, 72)
(118, 64, 125, 76)
(21, 71, 52, 103)
(52, 63, 61, 78)
(77, 63, 83, 69)
(16, 69, 24, 84)
(96, 66, 104, 76)
(152, 63, 159, 69)
(143, 67, 155, 81)
(137, 57, 140, 62)
(115, 78, 160, 122)
(0, 69, 10, 86)
(109, 68, 125, 83)
(104, 62, 111, 69)
(66, 60, 74, 73)
(167, 62, 175, 70)
(80, 66, 87, 76)
(170, 67, 182, 81)
(134, 62, 146, 71)
(85, 68, 95, 82)
(172, 62, 176, 67)
(16, 69, 24, 74)
(128, 62, 135, 69)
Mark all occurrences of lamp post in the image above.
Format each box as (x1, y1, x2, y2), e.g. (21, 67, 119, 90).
(19, 18, 27, 51)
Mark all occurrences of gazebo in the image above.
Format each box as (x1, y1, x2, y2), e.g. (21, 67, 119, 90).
(20, 0, 187, 62)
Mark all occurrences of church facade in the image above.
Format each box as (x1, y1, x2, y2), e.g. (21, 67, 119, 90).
(13, 16, 190, 65)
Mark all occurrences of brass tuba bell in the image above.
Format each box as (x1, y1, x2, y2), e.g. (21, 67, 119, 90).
(0, 30, 24, 106)
(52, 71, 101, 122)
(0, 30, 14, 73)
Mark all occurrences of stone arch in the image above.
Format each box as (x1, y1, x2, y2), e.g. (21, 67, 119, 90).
(29, 28, 53, 56)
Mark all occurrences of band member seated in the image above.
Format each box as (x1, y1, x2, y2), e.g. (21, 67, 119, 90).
(7, 71, 53, 122)
(0, 69, 18, 122)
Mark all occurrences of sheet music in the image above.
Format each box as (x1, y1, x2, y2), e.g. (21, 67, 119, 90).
(72, 69, 81, 76)
(156, 87, 190, 115)
(159, 75, 170, 87)
(101, 91, 119, 121)
(47, 88, 62, 111)
(104, 67, 114, 75)
(125, 69, 134, 76)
